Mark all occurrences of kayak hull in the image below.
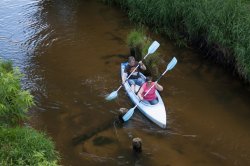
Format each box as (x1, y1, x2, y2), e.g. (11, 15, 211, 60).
(121, 63, 167, 128)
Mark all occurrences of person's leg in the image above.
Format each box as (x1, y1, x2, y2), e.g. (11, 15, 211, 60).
(142, 100, 150, 105)
(134, 77, 144, 93)
(138, 73, 146, 85)
(136, 77, 145, 86)
(128, 79, 136, 92)
(149, 98, 158, 105)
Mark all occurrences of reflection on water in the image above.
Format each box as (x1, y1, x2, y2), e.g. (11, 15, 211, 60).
(1, 0, 250, 166)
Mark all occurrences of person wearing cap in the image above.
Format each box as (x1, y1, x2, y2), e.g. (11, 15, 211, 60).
(137, 76, 163, 105)
(122, 56, 146, 93)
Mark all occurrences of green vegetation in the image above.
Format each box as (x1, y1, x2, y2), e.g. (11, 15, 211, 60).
(126, 29, 144, 64)
(103, 0, 250, 82)
(0, 60, 34, 126)
(0, 60, 59, 165)
(126, 28, 145, 49)
(0, 127, 59, 166)
(126, 28, 162, 76)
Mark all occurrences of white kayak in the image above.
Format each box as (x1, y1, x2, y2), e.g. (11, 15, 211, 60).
(121, 62, 167, 128)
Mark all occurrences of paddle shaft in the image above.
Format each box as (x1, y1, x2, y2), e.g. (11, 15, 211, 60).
(132, 81, 157, 109)
(122, 56, 177, 121)
(132, 68, 168, 109)
(106, 41, 160, 101)
(121, 40, 160, 88)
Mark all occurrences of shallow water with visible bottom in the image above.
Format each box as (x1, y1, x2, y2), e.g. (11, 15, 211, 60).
(0, 0, 250, 165)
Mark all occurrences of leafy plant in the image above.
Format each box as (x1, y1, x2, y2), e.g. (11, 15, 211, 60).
(0, 59, 59, 165)
(0, 126, 59, 166)
(0, 60, 34, 126)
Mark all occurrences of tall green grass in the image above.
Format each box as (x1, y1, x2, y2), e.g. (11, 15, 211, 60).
(126, 28, 162, 76)
(103, 0, 250, 82)
(0, 127, 59, 166)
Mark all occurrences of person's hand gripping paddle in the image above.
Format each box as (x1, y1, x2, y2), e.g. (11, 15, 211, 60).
(105, 41, 160, 101)
(122, 57, 178, 122)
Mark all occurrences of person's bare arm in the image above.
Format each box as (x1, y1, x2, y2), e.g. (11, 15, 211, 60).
(155, 83, 163, 91)
(137, 87, 144, 100)
(139, 61, 146, 70)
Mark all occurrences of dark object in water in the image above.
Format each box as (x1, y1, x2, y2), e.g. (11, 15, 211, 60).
(118, 108, 128, 123)
(72, 108, 128, 145)
(132, 137, 142, 153)
(92, 136, 115, 146)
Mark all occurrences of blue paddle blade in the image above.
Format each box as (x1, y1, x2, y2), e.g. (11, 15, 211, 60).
(122, 108, 135, 122)
(105, 91, 118, 101)
(166, 57, 177, 71)
(148, 41, 160, 54)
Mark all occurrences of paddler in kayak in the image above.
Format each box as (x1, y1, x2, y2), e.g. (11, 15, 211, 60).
(122, 56, 146, 93)
(137, 76, 163, 105)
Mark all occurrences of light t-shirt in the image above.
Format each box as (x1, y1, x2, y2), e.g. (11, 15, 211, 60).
(141, 82, 156, 101)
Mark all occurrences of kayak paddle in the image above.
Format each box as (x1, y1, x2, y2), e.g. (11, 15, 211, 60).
(105, 41, 160, 101)
(122, 57, 178, 122)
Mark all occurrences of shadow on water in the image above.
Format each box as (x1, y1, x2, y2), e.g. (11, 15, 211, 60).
(101, 54, 128, 60)
(105, 32, 127, 44)
(101, 54, 128, 65)
(72, 118, 118, 146)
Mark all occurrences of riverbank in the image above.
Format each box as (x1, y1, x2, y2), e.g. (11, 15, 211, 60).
(103, 0, 250, 83)
(0, 60, 59, 165)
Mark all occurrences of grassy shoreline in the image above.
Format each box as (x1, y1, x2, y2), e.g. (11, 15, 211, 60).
(0, 60, 59, 165)
(103, 0, 250, 83)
